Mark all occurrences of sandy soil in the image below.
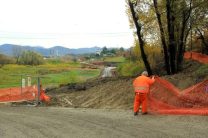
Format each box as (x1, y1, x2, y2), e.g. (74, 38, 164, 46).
(0, 107, 208, 138)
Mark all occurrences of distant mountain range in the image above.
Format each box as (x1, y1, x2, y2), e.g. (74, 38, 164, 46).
(0, 44, 102, 56)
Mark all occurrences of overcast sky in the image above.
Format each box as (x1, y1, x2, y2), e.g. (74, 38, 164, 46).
(0, 0, 134, 48)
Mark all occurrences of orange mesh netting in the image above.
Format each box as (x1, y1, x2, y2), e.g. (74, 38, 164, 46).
(149, 77, 208, 115)
(184, 52, 208, 64)
(0, 86, 50, 103)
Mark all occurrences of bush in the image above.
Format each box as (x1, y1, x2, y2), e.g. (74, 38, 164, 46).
(69, 71, 78, 83)
(18, 51, 44, 65)
(37, 68, 50, 75)
(46, 58, 62, 64)
(145, 45, 163, 69)
(195, 64, 208, 78)
(130, 42, 163, 70)
(0, 54, 15, 67)
(117, 61, 144, 77)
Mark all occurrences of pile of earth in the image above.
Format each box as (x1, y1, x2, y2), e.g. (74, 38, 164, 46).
(45, 60, 208, 109)
(47, 77, 134, 109)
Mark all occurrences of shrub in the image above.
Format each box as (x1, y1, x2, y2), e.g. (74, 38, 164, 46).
(195, 64, 208, 78)
(117, 61, 144, 77)
(131, 41, 163, 70)
(0, 54, 15, 67)
(145, 45, 163, 69)
(18, 51, 44, 65)
(46, 58, 62, 64)
(69, 71, 78, 83)
(37, 68, 50, 75)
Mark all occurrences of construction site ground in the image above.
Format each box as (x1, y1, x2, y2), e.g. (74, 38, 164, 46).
(1, 107, 208, 138)
(1, 60, 208, 138)
(47, 60, 208, 109)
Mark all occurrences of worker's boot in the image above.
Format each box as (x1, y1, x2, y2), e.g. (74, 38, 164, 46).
(142, 112, 148, 115)
(134, 112, 138, 116)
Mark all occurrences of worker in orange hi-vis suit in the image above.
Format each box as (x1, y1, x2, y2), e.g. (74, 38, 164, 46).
(133, 71, 155, 116)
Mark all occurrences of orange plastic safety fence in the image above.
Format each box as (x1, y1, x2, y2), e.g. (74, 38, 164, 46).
(184, 52, 208, 64)
(149, 77, 208, 115)
(0, 86, 50, 103)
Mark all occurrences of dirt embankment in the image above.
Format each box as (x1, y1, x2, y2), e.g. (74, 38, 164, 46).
(163, 61, 207, 90)
(47, 77, 135, 109)
(46, 61, 208, 109)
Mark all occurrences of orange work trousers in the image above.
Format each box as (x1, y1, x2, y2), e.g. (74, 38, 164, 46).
(134, 93, 147, 113)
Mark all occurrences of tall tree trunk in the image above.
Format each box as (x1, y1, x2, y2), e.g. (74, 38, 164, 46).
(177, 0, 192, 71)
(153, 0, 171, 75)
(197, 28, 208, 54)
(128, 0, 152, 75)
(166, 0, 176, 74)
(177, 13, 188, 70)
(183, 27, 191, 53)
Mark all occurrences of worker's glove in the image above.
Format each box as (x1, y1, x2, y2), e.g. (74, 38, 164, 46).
(150, 75, 155, 79)
(151, 75, 159, 79)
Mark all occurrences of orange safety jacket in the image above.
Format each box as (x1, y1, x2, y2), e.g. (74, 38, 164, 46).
(133, 75, 155, 93)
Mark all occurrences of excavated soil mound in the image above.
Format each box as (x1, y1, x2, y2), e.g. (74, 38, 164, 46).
(46, 60, 208, 113)
(47, 77, 135, 109)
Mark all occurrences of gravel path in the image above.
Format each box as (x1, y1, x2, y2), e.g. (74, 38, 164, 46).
(0, 107, 208, 138)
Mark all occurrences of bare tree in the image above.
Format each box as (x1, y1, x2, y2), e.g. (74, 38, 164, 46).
(12, 46, 23, 63)
(128, 0, 152, 75)
(153, 0, 171, 74)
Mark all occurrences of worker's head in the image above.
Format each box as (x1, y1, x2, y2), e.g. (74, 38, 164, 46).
(141, 71, 148, 76)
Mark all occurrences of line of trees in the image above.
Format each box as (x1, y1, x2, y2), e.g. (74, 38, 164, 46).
(12, 47, 44, 65)
(18, 51, 44, 65)
(0, 48, 44, 66)
(100, 46, 125, 56)
(127, 0, 208, 75)
(0, 54, 15, 67)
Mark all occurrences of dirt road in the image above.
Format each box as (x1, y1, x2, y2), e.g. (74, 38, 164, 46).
(0, 107, 208, 138)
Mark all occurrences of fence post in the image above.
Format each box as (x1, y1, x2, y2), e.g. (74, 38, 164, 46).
(22, 78, 25, 88)
(37, 77, 41, 105)
(21, 75, 22, 94)
(28, 77, 31, 87)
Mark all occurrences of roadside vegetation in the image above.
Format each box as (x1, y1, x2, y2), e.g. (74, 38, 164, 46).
(103, 56, 125, 63)
(127, 0, 208, 75)
(0, 57, 100, 88)
(195, 64, 208, 78)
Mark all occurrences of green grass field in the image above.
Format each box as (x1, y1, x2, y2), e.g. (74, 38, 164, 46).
(103, 56, 125, 62)
(0, 62, 100, 88)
